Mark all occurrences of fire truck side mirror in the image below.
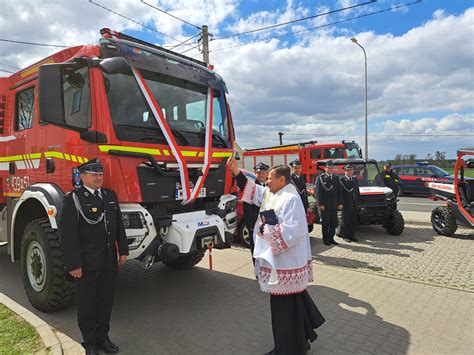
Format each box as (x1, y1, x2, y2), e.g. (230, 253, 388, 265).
(38, 64, 66, 127)
(98, 57, 131, 75)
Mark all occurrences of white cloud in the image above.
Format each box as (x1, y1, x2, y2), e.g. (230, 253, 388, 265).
(382, 113, 474, 135)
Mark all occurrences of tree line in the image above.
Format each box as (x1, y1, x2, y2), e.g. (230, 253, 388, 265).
(389, 151, 452, 167)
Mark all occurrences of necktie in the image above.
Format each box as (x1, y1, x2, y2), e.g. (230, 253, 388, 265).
(94, 190, 101, 199)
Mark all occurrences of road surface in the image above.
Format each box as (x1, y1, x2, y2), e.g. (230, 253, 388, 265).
(398, 196, 443, 213)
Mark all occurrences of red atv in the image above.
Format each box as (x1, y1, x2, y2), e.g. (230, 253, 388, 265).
(427, 147, 474, 236)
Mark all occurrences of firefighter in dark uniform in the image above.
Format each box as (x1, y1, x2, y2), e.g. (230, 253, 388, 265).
(315, 161, 343, 246)
(376, 162, 401, 208)
(243, 162, 269, 263)
(289, 159, 313, 232)
(339, 164, 361, 242)
(59, 158, 129, 355)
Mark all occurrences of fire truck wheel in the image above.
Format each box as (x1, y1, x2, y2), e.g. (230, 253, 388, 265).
(385, 210, 405, 236)
(431, 206, 457, 236)
(21, 218, 74, 312)
(238, 222, 252, 249)
(163, 251, 206, 269)
(309, 202, 321, 224)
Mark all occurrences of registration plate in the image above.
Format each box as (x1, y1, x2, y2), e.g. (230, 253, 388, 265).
(200, 235, 216, 248)
(175, 187, 206, 200)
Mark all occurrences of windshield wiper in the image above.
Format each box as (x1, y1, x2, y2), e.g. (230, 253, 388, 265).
(115, 124, 189, 145)
(211, 133, 229, 148)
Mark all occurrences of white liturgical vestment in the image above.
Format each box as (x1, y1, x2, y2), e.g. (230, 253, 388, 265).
(241, 180, 313, 295)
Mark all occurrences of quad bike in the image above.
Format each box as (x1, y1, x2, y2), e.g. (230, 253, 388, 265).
(427, 147, 474, 236)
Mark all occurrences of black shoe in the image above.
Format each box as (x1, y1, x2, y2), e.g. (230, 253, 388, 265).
(85, 347, 99, 355)
(330, 240, 339, 245)
(96, 338, 119, 353)
(323, 241, 331, 246)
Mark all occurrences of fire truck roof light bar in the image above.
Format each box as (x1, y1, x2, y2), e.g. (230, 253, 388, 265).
(100, 28, 208, 68)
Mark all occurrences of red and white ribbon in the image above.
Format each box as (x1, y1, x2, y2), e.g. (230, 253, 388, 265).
(131, 67, 191, 203)
(185, 87, 214, 204)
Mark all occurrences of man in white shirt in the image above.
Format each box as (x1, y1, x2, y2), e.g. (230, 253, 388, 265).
(228, 157, 325, 355)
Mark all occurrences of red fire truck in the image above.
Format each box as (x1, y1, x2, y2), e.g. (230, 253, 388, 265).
(0, 28, 238, 311)
(240, 140, 362, 184)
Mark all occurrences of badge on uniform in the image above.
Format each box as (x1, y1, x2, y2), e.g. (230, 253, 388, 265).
(72, 168, 82, 188)
(92, 207, 98, 213)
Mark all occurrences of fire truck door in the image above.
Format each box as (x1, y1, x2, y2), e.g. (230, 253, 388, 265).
(7, 85, 38, 195)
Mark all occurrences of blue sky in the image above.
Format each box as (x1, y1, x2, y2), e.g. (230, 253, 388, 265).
(1, 0, 473, 159)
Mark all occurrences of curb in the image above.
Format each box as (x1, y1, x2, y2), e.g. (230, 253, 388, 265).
(0, 293, 84, 354)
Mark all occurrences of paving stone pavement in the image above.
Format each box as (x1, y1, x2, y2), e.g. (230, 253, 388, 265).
(0, 223, 473, 355)
(309, 224, 474, 291)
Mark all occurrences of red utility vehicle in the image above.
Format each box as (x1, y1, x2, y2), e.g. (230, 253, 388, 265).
(240, 140, 362, 184)
(0, 28, 238, 311)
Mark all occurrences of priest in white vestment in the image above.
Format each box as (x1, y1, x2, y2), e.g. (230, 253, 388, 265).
(228, 158, 325, 355)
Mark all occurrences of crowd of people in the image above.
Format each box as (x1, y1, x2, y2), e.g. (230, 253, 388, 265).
(59, 156, 399, 355)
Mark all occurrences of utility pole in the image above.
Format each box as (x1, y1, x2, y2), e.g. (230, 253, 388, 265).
(278, 132, 284, 145)
(202, 25, 210, 64)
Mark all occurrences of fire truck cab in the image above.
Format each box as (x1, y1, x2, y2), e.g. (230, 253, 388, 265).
(0, 28, 237, 311)
(241, 140, 362, 184)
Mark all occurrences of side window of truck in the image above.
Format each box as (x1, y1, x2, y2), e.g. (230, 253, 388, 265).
(62, 67, 91, 129)
(310, 149, 321, 159)
(15, 86, 35, 131)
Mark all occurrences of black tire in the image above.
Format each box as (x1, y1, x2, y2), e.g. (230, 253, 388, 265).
(21, 218, 74, 312)
(385, 210, 405, 235)
(163, 251, 206, 269)
(431, 206, 457, 236)
(238, 222, 252, 249)
(309, 202, 321, 224)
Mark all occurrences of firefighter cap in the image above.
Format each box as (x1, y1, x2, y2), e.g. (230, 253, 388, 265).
(254, 162, 270, 172)
(77, 158, 103, 174)
(344, 164, 354, 171)
(325, 160, 334, 167)
(384, 161, 392, 167)
(289, 159, 301, 167)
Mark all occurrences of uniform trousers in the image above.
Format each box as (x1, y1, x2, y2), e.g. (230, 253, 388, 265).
(321, 209, 338, 243)
(343, 208, 357, 239)
(74, 268, 117, 347)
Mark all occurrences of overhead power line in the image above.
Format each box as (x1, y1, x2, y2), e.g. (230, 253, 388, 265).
(140, 0, 201, 29)
(0, 68, 15, 74)
(212, 0, 377, 41)
(0, 38, 68, 48)
(210, 0, 422, 54)
(179, 43, 200, 55)
(167, 32, 201, 51)
(0, 62, 20, 70)
(88, 0, 179, 41)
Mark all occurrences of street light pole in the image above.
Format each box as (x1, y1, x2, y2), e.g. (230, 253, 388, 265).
(351, 37, 368, 160)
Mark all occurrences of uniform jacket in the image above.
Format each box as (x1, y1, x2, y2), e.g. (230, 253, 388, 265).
(243, 179, 265, 230)
(376, 170, 400, 195)
(315, 173, 342, 210)
(339, 175, 361, 210)
(291, 173, 309, 211)
(59, 186, 129, 272)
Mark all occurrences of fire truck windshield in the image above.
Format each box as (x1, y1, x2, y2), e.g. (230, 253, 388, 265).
(104, 69, 231, 148)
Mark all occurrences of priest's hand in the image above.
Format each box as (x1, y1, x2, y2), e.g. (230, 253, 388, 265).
(69, 268, 82, 279)
(227, 156, 240, 176)
(118, 255, 127, 265)
(320, 205, 325, 212)
(337, 204, 343, 210)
